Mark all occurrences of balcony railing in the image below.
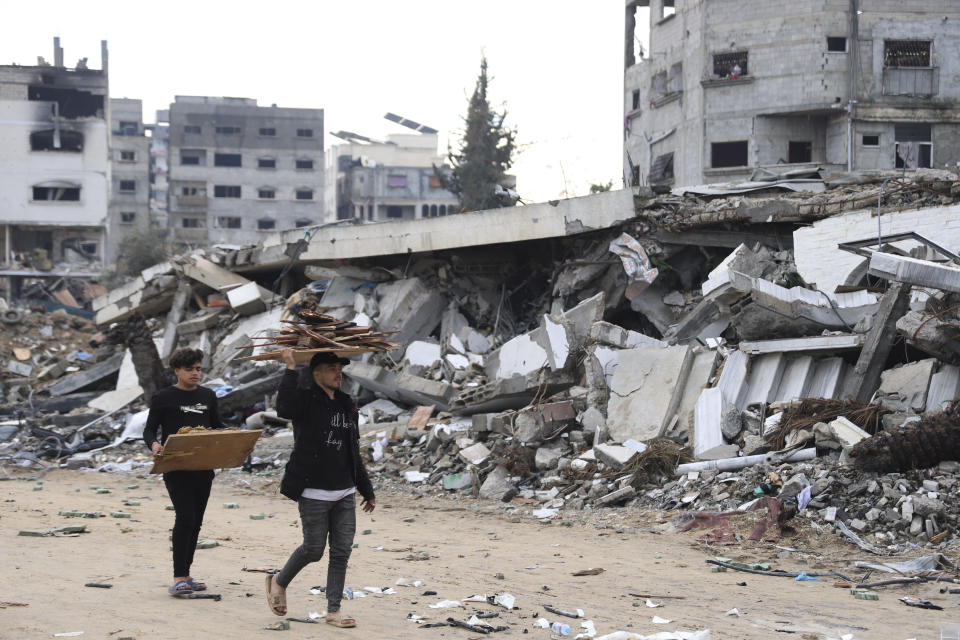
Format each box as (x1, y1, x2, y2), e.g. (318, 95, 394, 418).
(882, 67, 937, 97)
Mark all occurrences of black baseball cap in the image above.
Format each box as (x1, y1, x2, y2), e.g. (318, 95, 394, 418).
(309, 352, 351, 369)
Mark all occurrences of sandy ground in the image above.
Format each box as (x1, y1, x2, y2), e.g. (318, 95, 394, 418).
(1, 467, 958, 640)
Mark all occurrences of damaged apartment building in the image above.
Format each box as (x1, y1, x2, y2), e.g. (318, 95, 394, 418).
(0, 38, 110, 300)
(167, 96, 324, 249)
(624, 0, 960, 188)
(107, 98, 151, 264)
(323, 114, 459, 223)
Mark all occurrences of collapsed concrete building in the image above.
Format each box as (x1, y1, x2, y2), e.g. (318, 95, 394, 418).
(0, 38, 110, 303)
(624, 0, 960, 188)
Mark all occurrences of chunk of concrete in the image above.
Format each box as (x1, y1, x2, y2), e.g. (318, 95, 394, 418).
(458, 442, 491, 466)
(696, 443, 741, 460)
(671, 348, 718, 438)
(717, 350, 749, 409)
(593, 444, 639, 470)
(743, 353, 785, 406)
(177, 307, 225, 335)
(807, 357, 847, 400)
(376, 278, 445, 347)
(588, 321, 666, 349)
(345, 360, 456, 411)
(594, 485, 637, 507)
(479, 465, 517, 501)
(926, 365, 960, 411)
(48, 353, 124, 397)
(868, 252, 960, 293)
(319, 276, 368, 309)
(535, 445, 564, 471)
(827, 416, 870, 450)
(876, 358, 936, 413)
(692, 387, 726, 458)
(606, 345, 693, 442)
(404, 341, 441, 368)
(226, 281, 267, 316)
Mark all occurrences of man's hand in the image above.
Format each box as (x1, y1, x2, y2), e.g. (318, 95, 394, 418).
(280, 348, 297, 370)
(151, 442, 164, 462)
(361, 498, 376, 513)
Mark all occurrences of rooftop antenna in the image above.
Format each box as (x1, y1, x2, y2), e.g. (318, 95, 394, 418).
(384, 112, 438, 134)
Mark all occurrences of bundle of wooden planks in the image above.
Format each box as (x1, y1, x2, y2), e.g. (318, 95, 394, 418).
(237, 308, 400, 363)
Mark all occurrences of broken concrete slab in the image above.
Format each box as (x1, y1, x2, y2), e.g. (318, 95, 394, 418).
(868, 252, 960, 293)
(926, 365, 960, 412)
(404, 341, 442, 368)
(876, 358, 936, 413)
(697, 443, 741, 461)
(93, 274, 178, 327)
(376, 277, 445, 347)
(179, 255, 252, 292)
(217, 370, 286, 415)
(304, 264, 392, 283)
(479, 465, 517, 502)
(739, 334, 865, 355)
(606, 345, 693, 443)
(594, 485, 637, 507)
(458, 442, 491, 466)
(487, 332, 549, 379)
(48, 353, 124, 397)
(693, 387, 724, 457)
(345, 361, 457, 411)
(177, 307, 225, 335)
(717, 350, 749, 410)
(841, 282, 912, 404)
(593, 443, 639, 470)
(226, 281, 268, 316)
(827, 416, 871, 451)
(807, 357, 848, 400)
(160, 280, 192, 360)
(535, 444, 564, 471)
(743, 353, 786, 406)
(896, 309, 960, 364)
(671, 349, 718, 440)
(319, 276, 368, 309)
(773, 356, 816, 402)
(6, 360, 33, 377)
(588, 321, 666, 349)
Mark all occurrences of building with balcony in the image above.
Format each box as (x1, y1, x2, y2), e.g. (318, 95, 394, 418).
(167, 96, 324, 248)
(107, 98, 150, 265)
(146, 109, 170, 230)
(324, 131, 458, 224)
(0, 38, 109, 299)
(623, 0, 960, 188)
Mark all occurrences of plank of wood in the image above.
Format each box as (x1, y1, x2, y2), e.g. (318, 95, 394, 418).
(150, 429, 262, 474)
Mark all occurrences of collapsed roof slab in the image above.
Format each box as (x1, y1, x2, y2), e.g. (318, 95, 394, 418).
(235, 189, 635, 272)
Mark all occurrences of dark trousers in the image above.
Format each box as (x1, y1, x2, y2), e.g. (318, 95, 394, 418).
(276, 494, 357, 612)
(163, 470, 214, 578)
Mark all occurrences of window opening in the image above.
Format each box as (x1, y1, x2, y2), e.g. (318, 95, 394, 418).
(296, 189, 313, 200)
(259, 127, 276, 136)
(258, 188, 276, 199)
(183, 125, 201, 134)
(215, 125, 241, 134)
(827, 37, 847, 52)
(217, 216, 242, 229)
(884, 40, 931, 67)
(182, 217, 203, 228)
(296, 159, 314, 170)
(386, 206, 403, 218)
(30, 129, 83, 152)
(662, 0, 675, 18)
(33, 186, 80, 201)
(711, 141, 748, 168)
(257, 218, 276, 230)
(296, 128, 313, 138)
(258, 157, 276, 169)
(862, 134, 880, 147)
(214, 153, 242, 167)
(120, 150, 136, 161)
(788, 141, 812, 163)
(295, 219, 313, 228)
(119, 180, 136, 192)
(120, 212, 136, 224)
(713, 51, 748, 78)
(213, 185, 241, 198)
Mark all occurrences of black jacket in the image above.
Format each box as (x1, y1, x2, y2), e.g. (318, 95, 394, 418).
(276, 369, 374, 503)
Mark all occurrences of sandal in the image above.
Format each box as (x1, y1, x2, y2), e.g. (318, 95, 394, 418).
(326, 611, 357, 628)
(265, 574, 286, 616)
(187, 578, 207, 591)
(168, 580, 193, 596)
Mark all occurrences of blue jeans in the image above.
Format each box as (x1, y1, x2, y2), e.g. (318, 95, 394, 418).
(276, 494, 356, 612)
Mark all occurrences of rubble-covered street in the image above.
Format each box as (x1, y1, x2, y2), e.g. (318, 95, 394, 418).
(5, 172, 960, 638)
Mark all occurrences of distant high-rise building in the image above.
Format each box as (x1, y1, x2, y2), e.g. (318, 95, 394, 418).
(167, 96, 324, 247)
(108, 98, 150, 264)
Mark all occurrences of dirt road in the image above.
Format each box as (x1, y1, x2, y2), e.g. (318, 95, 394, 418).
(1, 468, 955, 639)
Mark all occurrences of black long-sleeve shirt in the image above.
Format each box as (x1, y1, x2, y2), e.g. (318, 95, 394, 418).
(276, 369, 374, 501)
(143, 385, 225, 449)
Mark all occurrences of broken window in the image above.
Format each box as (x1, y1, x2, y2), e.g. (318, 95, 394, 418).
(120, 212, 136, 224)
(296, 189, 314, 200)
(649, 152, 674, 184)
(296, 128, 313, 138)
(119, 180, 136, 192)
(119, 150, 136, 162)
(862, 134, 880, 147)
(296, 159, 314, 170)
(28, 85, 104, 118)
(215, 125, 241, 135)
(258, 157, 276, 169)
(259, 127, 276, 136)
(662, 0, 675, 19)
(788, 141, 812, 163)
(884, 40, 931, 67)
(387, 175, 407, 188)
(713, 51, 748, 78)
(180, 185, 203, 197)
(625, 1, 650, 66)
(295, 218, 313, 228)
(118, 121, 138, 135)
(217, 216, 242, 229)
(214, 185, 241, 198)
(651, 71, 667, 99)
(827, 37, 847, 52)
(214, 153, 242, 167)
(257, 218, 276, 230)
(632, 90, 641, 110)
(711, 141, 748, 168)
(184, 125, 201, 134)
(33, 184, 80, 201)
(30, 129, 83, 152)
(258, 188, 275, 199)
(181, 217, 204, 228)
(180, 150, 205, 165)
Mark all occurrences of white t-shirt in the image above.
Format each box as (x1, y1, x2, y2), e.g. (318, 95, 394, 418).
(301, 486, 356, 501)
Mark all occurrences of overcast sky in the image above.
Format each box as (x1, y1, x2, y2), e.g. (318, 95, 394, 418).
(2, 1, 627, 204)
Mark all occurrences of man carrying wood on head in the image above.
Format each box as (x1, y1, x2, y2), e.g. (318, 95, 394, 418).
(265, 348, 375, 628)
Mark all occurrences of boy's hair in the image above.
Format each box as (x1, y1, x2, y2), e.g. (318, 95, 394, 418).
(169, 348, 204, 370)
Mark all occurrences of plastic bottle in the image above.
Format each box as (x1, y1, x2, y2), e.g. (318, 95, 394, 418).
(551, 621, 572, 636)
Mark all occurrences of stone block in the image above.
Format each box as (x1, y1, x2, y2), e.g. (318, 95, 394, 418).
(535, 445, 564, 471)
(458, 442, 491, 466)
(594, 485, 637, 507)
(226, 281, 267, 316)
(877, 358, 936, 413)
(376, 278, 445, 347)
(479, 465, 517, 502)
(693, 387, 724, 457)
(593, 444, 639, 470)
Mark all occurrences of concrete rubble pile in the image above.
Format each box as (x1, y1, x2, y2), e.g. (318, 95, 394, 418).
(5, 170, 960, 554)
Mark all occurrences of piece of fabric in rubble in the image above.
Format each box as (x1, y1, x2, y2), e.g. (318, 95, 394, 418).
(898, 141, 920, 169)
(677, 497, 791, 543)
(609, 233, 658, 296)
